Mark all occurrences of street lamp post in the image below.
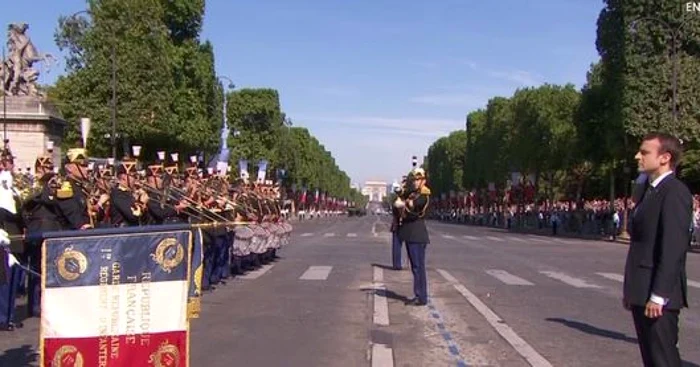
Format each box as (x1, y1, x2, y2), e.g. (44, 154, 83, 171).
(629, 16, 692, 123)
(218, 75, 235, 139)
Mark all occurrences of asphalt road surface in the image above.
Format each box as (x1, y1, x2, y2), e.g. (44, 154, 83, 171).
(2, 215, 700, 366)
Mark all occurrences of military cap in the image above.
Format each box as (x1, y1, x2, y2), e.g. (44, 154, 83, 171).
(412, 167, 426, 179)
(0, 140, 15, 162)
(147, 164, 164, 177)
(116, 158, 137, 176)
(66, 148, 88, 164)
(35, 155, 54, 169)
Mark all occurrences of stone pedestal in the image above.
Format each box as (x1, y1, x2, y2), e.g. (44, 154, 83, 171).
(0, 96, 66, 171)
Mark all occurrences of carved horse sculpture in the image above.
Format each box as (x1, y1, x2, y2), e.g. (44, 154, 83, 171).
(3, 23, 55, 96)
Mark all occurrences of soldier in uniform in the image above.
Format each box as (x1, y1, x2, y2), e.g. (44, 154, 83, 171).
(397, 168, 431, 306)
(144, 162, 186, 225)
(57, 148, 92, 230)
(0, 142, 24, 329)
(109, 159, 143, 227)
(23, 152, 67, 317)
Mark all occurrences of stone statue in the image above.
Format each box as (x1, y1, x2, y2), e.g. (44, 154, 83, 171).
(2, 23, 54, 97)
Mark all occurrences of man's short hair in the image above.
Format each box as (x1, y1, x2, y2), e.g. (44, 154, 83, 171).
(642, 132, 683, 168)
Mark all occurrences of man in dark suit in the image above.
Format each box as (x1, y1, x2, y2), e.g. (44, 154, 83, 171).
(623, 132, 692, 367)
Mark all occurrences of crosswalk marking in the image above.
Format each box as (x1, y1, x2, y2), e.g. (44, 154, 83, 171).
(300, 233, 313, 237)
(596, 272, 700, 289)
(238, 264, 274, 280)
(539, 271, 602, 288)
(442, 234, 454, 239)
(596, 272, 624, 282)
(347, 233, 357, 237)
(323, 233, 335, 237)
(486, 269, 534, 285)
(486, 236, 504, 242)
(463, 235, 478, 240)
(300, 266, 333, 280)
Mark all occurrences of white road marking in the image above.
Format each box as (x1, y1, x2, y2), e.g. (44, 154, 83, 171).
(442, 234, 455, 239)
(463, 235, 479, 240)
(528, 237, 549, 243)
(299, 266, 333, 280)
(597, 272, 700, 289)
(552, 238, 571, 244)
(437, 269, 553, 367)
(596, 272, 624, 282)
(371, 265, 394, 366)
(371, 343, 394, 367)
(238, 264, 274, 280)
(300, 233, 313, 237)
(508, 236, 526, 242)
(486, 269, 534, 286)
(486, 236, 504, 242)
(372, 266, 390, 326)
(347, 233, 357, 237)
(323, 232, 335, 237)
(539, 271, 602, 289)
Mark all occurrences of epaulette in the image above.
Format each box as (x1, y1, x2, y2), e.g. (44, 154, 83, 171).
(57, 180, 74, 199)
(420, 186, 431, 195)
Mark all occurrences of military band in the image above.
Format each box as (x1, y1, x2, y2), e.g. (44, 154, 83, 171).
(0, 139, 294, 330)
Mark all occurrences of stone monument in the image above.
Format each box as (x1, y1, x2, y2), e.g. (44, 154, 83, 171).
(1, 22, 65, 170)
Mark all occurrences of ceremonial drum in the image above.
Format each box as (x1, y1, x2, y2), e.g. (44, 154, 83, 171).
(279, 222, 293, 247)
(232, 225, 255, 257)
(250, 224, 270, 255)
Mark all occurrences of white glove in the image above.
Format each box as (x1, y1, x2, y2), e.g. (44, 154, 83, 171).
(0, 229, 10, 246)
(8, 253, 18, 267)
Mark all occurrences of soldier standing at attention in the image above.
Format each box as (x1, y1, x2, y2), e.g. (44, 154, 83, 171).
(398, 168, 431, 306)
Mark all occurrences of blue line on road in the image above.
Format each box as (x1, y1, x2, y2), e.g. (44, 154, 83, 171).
(427, 302, 469, 366)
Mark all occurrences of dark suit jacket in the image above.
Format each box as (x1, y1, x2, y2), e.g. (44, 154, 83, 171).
(623, 173, 692, 310)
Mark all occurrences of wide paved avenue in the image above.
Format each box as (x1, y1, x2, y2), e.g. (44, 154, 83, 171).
(2, 215, 700, 366)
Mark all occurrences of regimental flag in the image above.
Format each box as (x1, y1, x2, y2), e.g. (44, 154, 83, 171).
(41, 226, 193, 367)
(187, 228, 205, 319)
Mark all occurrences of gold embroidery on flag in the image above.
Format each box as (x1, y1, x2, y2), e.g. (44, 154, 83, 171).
(151, 238, 184, 273)
(56, 247, 88, 281)
(149, 340, 180, 367)
(52, 345, 84, 367)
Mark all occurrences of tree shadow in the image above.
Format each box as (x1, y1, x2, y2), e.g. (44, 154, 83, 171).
(545, 317, 637, 344)
(0, 344, 38, 366)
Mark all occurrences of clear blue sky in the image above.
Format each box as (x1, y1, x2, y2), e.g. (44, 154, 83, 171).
(2, 0, 602, 186)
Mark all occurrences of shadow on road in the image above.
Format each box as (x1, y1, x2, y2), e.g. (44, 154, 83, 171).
(545, 317, 637, 344)
(0, 344, 37, 366)
(371, 263, 399, 271)
(360, 285, 412, 304)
